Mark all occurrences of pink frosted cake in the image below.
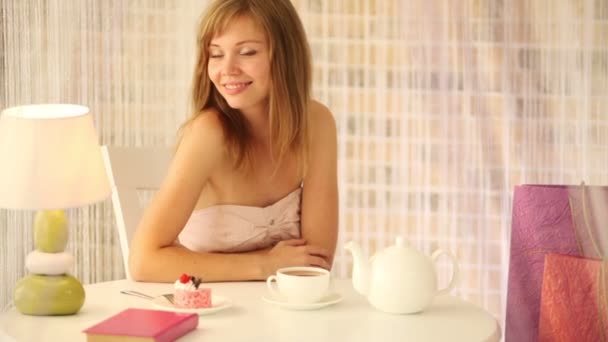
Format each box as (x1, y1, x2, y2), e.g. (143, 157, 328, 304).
(174, 274, 212, 308)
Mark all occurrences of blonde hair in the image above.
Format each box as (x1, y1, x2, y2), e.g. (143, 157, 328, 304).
(181, 0, 311, 175)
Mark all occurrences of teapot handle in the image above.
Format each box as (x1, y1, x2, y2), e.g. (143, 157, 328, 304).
(431, 249, 460, 296)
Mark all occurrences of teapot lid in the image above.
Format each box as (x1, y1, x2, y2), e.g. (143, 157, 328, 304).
(395, 236, 406, 247)
(380, 236, 410, 256)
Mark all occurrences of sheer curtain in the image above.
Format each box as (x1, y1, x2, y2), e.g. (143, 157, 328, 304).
(1, 0, 607, 334)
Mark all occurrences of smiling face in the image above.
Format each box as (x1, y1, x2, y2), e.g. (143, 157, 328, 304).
(207, 15, 271, 116)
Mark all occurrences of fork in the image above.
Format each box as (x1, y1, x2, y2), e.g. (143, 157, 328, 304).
(120, 290, 175, 304)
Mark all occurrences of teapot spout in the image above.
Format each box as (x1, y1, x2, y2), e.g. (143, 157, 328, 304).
(344, 241, 370, 296)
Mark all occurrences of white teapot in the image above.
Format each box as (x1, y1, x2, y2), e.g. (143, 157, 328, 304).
(344, 236, 459, 314)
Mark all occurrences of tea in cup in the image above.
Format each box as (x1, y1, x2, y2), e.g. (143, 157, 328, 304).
(266, 266, 330, 304)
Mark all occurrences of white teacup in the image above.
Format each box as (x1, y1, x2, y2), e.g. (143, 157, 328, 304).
(266, 266, 330, 304)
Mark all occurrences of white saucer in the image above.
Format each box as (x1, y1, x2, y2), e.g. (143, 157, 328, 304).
(262, 292, 343, 310)
(152, 294, 232, 315)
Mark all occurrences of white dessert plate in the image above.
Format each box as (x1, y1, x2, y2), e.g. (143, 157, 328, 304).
(152, 294, 232, 315)
(262, 292, 343, 310)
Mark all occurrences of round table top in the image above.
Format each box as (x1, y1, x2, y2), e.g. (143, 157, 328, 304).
(0, 278, 501, 342)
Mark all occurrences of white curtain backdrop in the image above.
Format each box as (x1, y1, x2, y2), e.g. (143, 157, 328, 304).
(1, 0, 607, 335)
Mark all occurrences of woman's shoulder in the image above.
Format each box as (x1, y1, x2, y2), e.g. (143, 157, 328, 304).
(181, 109, 227, 147)
(309, 99, 337, 137)
(177, 109, 228, 170)
(309, 99, 333, 119)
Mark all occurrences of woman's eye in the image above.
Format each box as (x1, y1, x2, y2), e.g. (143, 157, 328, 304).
(240, 50, 257, 56)
(208, 50, 223, 58)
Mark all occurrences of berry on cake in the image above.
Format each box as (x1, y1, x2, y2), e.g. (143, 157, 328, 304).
(174, 273, 212, 308)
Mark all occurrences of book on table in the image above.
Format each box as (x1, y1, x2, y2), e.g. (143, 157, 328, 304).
(83, 308, 198, 342)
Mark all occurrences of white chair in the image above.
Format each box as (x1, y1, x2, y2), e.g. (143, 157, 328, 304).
(101, 145, 172, 280)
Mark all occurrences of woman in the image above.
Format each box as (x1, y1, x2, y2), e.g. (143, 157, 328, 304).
(129, 0, 339, 282)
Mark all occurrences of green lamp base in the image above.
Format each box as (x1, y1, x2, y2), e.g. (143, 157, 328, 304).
(14, 274, 85, 315)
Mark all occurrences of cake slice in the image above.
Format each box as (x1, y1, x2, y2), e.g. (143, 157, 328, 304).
(173, 273, 212, 309)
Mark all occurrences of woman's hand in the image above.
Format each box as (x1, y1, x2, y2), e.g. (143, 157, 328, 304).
(262, 239, 331, 277)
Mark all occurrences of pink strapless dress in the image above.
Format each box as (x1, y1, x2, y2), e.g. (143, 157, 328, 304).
(178, 188, 302, 253)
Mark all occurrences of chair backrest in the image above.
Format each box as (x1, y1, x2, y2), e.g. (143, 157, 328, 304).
(101, 145, 172, 280)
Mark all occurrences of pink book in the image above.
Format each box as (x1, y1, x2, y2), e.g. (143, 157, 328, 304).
(83, 308, 198, 342)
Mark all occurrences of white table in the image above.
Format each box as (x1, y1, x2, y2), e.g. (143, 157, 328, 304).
(0, 279, 501, 342)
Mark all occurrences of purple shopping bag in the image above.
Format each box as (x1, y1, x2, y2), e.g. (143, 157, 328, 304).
(505, 184, 608, 342)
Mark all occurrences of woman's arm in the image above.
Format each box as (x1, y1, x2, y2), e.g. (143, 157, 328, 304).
(129, 111, 267, 282)
(300, 101, 339, 267)
(129, 110, 331, 283)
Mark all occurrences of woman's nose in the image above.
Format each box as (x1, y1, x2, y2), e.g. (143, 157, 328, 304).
(221, 55, 240, 75)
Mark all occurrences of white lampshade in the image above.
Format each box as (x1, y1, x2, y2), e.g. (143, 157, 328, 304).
(0, 104, 111, 210)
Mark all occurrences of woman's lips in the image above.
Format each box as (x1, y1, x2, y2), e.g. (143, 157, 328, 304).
(222, 81, 252, 95)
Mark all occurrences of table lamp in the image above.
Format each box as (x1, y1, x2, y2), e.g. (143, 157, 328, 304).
(0, 104, 111, 315)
